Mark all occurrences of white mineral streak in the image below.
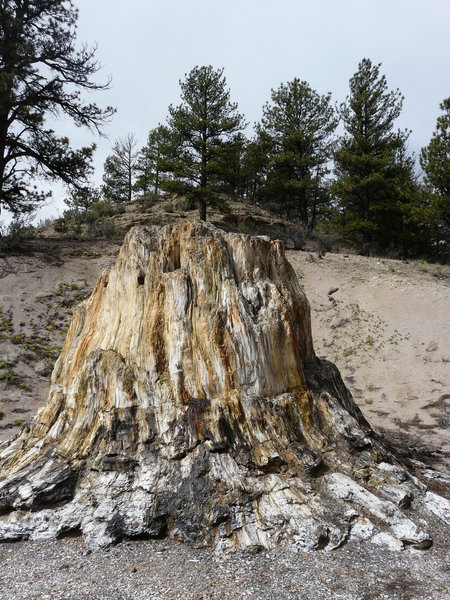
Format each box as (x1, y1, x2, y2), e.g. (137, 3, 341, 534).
(0, 221, 448, 552)
(371, 532, 404, 551)
(421, 491, 450, 525)
(325, 473, 429, 546)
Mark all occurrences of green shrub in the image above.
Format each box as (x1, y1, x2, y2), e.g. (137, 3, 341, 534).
(173, 196, 195, 212)
(311, 230, 340, 255)
(86, 217, 122, 240)
(0, 217, 36, 252)
(137, 192, 158, 213)
(53, 218, 69, 233)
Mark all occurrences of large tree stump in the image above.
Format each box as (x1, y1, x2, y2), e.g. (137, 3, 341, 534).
(0, 221, 448, 551)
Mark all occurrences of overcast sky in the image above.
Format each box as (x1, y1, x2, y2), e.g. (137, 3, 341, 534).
(29, 0, 450, 221)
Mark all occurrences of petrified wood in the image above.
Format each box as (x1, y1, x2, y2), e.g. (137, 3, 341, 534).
(0, 221, 448, 551)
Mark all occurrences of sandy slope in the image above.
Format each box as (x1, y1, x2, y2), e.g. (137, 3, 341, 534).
(289, 250, 450, 472)
(0, 240, 119, 441)
(0, 238, 448, 474)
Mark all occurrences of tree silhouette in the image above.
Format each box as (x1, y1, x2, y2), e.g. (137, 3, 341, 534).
(0, 0, 114, 215)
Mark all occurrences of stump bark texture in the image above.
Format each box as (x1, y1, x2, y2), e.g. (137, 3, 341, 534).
(0, 221, 448, 551)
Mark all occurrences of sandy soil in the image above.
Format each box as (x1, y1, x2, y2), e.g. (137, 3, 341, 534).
(0, 237, 448, 475)
(288, 250, 450, 473)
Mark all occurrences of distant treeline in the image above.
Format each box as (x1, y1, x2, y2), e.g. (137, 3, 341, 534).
(94, 61, 448, 260)
(1, 2, 447, 260)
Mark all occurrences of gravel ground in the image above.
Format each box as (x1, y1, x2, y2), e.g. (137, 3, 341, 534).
(0, 536, 448, 600)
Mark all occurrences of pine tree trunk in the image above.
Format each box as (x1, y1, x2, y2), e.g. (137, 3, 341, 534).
(128, 164, 132, 203)
(199, 198, 207, 221)
(155, 168, 159, 197)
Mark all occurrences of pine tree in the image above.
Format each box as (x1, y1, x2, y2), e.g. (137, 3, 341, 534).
(213, 133, 248, 197)
(65, 185, 101, 216)
(241, 133, 272, 202)
(257, 79, 337, 230)
(161, 66, 246, 220)
(102, 134, 138, 203)
(412, 98, 450, 258)
(420, 98, 450, 229)
(63, 185, 101, 235)
(0, 0, 114, 215)
(333, 59, 414, 251)
(135, 125, 169, 198)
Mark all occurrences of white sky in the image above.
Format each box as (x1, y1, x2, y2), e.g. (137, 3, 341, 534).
(18, 0, 450, 222)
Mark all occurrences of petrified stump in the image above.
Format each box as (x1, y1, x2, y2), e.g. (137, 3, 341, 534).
(0, 221, 448, 551)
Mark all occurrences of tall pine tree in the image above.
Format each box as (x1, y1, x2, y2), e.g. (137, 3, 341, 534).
(161, 66, 246, 220)
(333, 59, 414, 251)
(213, 133, 247, 198)
(257, 79, 337, 230)
(135, 125, 169, 198)
(102, 134, 138, 203)
(420, 97, 450, 229)
(412, 97, 450, 258)
(241, 133, 272, 202)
